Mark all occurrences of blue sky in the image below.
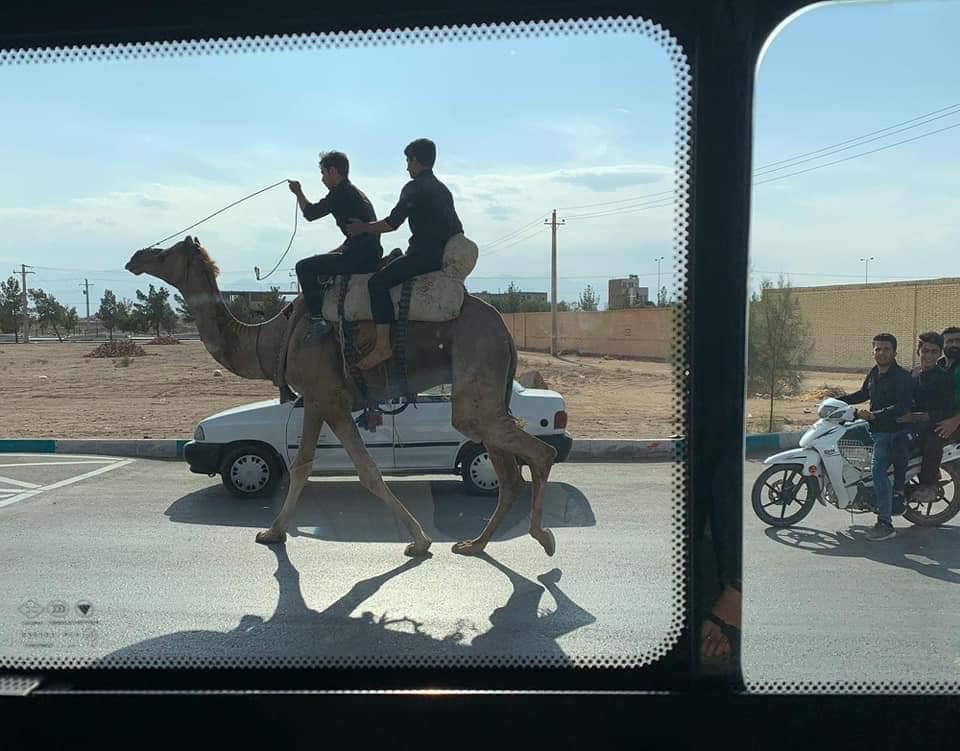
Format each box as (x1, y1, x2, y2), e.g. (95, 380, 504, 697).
(0, 0, 957, 315)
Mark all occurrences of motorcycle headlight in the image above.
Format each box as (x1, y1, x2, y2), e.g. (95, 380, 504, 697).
(194, 425, 205, 441)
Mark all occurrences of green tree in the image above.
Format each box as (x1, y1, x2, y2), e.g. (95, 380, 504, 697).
(578, 284, 599, 312)
(96, 290, 122, 341)
(134, 284, 177, 338)
(0, 276, 23, 341)
(748, 276, 814, 432)
(28, 288, 71, 342)
(174, 293, 194, 324)
(261, 287, 287, 320)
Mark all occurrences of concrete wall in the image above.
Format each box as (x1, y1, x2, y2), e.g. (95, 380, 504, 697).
(502, 307, 675, 360)
(765, 277, 960, 371)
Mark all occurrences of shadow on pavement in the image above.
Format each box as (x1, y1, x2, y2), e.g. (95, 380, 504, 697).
(92, 546, 597, 666)
(164, 479, 597, 545)
(763, 523, 960, 585)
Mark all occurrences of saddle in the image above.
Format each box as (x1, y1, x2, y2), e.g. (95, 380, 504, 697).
(320, 233, 478, 324)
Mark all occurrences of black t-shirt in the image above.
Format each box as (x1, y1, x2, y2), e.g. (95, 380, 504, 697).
(302, 179, 382, 255)
(384, 169, 464, 259)
(911, 365, 955, 424)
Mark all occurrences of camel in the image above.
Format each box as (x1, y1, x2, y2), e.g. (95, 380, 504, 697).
(125, 236, 559, 558)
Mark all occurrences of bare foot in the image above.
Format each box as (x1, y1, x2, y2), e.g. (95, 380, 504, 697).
(700, 585, 741, 659)
(404, 535, 433, 557)
(358, 346, 392, 370)
(530, 527, 556, 556)
(255, 528, 287, 545)
(700, 618, 730, 658)
(452, 539, 487, 556)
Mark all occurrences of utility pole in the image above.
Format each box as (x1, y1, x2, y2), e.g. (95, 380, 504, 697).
(80, 278, 94, 320)
(654, 256, 665, 305)
(289, 269, 300, 294)
(17, 264, 34, 343)
(544, 209, 565, 357)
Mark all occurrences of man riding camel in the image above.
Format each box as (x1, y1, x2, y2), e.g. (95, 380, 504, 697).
(345, 138, 465, 370)
(289, 150, 384, 340)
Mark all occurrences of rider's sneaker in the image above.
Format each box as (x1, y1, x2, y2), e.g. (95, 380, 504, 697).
(866, 521, 897, 542)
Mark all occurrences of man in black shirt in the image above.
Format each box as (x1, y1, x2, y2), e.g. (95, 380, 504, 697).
(837, 333, 913, 541)
(933, 326, 960, 441)
(345, 138, 466, 369)
(289, 151, 383, 338)
(896, 332, 955, 502)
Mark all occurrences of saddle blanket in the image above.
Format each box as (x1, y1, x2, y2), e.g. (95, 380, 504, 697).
(321, 233, 478, 323)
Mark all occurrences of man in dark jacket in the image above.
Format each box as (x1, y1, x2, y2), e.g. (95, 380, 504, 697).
(345, 138, 466, 370)
(897, 332, 955, 503)
(289, 150, 384, 339)
(837, 333, 914, 541)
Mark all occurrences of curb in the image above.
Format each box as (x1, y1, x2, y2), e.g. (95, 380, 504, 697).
(0, 438, 682, 462)
(0, 434, 800, 461)
(0, 439, 189, 459)
(566, 438, 682, 462)
(744, 431, 804, 452)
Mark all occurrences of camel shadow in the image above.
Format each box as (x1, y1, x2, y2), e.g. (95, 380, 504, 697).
(92, 546, 596, 666)
(763, 523, 960, 585)
(164, 479, 597, 544)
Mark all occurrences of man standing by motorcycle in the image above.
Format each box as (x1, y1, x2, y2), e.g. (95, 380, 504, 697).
(896, 332, 955, 503)
(837, 333, 914, 541)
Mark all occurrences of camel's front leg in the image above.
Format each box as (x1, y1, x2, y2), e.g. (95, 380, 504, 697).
(327, 408, 432, 557)
(256, 399, 325, 545)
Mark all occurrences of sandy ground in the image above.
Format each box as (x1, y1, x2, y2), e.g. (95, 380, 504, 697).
(0, 340, 865, 439)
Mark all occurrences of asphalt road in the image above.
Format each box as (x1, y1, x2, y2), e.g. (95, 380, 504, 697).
(742, 457, 960, 689)
(4, 453, 956, 688)
(0, 455, 679, 669)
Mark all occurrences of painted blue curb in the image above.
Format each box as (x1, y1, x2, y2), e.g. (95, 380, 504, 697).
(0, 439, 56, 453)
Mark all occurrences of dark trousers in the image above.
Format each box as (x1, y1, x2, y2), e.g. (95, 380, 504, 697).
(918, 424, 946, 485)
(367, 248, 444, 325)
(296, 244, 381, 317)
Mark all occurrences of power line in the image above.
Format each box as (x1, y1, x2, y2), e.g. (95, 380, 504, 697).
(754, 102, 960, 171)
(753, 121, 960, 186)
(481, 214, 550, 250)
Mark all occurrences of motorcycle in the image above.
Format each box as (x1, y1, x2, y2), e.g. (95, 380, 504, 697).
(752, 398, 960, 528)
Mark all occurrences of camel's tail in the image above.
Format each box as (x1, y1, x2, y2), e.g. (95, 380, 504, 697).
(505, 334, 518, 419)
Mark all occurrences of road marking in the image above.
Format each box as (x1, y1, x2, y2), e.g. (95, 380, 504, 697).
(0, 459, 134, 510)
(0, 476, 42, 489)
(0, 460, 117, 468)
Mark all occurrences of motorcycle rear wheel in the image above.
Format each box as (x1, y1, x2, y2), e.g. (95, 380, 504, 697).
(903, 462, 960, 527)
(752, 464, 820, 528)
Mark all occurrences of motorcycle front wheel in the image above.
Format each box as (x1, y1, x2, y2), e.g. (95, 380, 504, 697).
(904, 461, 960, 527)
(751, 464, 820, 528)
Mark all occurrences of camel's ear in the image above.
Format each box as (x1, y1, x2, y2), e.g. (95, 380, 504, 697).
(184, 235, 193, 245)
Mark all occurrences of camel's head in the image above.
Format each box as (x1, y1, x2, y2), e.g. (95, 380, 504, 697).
(125, 235, 220, 289)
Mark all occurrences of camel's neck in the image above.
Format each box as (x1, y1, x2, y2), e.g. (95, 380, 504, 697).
(181, 265, 287, 381)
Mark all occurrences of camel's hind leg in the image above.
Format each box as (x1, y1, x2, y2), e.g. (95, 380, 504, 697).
(452, 409, 558, 556)
(255, 398, 325, 545)
(326, 405, 433, 557)
(452, 447, 526, 555)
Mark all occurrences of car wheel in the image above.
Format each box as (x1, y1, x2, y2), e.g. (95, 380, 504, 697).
(460, 443, 499, 496)
(220, 444, 283, 498)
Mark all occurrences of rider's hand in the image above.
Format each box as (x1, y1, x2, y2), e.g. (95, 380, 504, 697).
(345, 218, 367, 237)
(935, 414, 960, 439)
(857, 409, 876, 421)
(287, 180, 302, 195)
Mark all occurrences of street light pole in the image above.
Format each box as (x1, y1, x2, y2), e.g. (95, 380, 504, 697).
(860, 256, 876, 284)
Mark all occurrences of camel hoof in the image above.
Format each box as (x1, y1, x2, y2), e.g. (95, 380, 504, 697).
(531, 528, 556, 557)
(452, 540, 486, 556)
(255, 529, 287, 545)
(405, 538, 432, 557)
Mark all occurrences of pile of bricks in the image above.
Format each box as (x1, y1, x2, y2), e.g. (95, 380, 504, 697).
(84, 340, 148, 358)
(146, 335, 180, 345)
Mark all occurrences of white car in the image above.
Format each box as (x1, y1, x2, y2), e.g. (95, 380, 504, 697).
(184, 382, 572, 497)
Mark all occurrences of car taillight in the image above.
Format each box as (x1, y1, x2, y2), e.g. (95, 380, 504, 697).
(554, 410, 568, 429)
